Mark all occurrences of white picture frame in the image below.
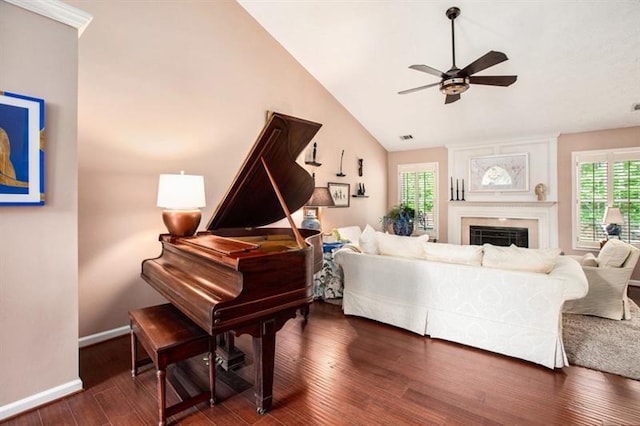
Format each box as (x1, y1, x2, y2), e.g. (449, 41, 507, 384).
(469, 153, 529, 192)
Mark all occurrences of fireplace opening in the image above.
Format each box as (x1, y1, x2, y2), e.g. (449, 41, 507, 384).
(470, 225, 529, 248)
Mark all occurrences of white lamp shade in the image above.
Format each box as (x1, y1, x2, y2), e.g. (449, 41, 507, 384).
(602, 206, 624, 224)
(157, 173, 206, 209)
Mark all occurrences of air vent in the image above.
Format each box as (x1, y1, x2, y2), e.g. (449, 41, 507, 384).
(399, 135, 414, 141)
(633, 103, 640, 112)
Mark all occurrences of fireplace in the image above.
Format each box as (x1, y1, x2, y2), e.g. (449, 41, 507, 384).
(448, 201, 558, 249)
(470, 225, 529, 247)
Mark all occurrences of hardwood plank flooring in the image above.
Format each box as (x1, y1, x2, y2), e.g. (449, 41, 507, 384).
(3, 298, 640, 426)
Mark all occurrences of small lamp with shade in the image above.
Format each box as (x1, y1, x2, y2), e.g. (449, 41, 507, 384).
(301, 187, 335, 231)
(602, 206, 624, 239)
(157, 171, 206, 237)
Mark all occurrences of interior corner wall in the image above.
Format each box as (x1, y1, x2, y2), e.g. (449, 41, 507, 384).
(0, 1, 81, 414)
(65, 0, 387, 339)
(557, 126, 640, 281)
(387, 147, 448, 242)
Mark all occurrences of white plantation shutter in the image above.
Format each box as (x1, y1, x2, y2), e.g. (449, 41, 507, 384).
(398, 163, 438, 236)
(613, 157, 640, 244)
(574, 149, 640, 247)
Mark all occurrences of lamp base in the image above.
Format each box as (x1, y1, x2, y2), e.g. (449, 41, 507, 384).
(603, 223, 621, 237)
(162, 209, 201, 237)
(301, 213, 321, 230)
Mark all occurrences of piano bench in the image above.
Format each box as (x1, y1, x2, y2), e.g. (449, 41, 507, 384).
(129, 303, 215, 426)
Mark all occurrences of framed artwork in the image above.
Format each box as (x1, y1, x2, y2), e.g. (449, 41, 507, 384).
(0, 91, 45, 205)
(469, 153, 529, 192)
(328, 182, 350, 207)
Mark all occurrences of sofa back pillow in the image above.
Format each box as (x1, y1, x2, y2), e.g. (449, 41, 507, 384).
(597, 239, 631, 267)
(422, 242, 483, 266)
(336, 226, 362, 246)
(377, 233, 429, 259)
(358, 224, 379, 254)
(482, 244, 561, 274)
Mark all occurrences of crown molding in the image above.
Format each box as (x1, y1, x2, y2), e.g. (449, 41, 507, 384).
(3, 0, 92, 37)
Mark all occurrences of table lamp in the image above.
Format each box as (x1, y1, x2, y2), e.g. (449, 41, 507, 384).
(157, 171, 206, 237)
(602, 206, 624, 239)
(301, 187, 335, 230)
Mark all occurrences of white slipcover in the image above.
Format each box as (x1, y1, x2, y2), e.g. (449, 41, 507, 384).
(334, 250, 588, 369)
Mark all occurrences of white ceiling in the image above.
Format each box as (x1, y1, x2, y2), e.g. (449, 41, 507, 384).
(238, 0, 640, 152)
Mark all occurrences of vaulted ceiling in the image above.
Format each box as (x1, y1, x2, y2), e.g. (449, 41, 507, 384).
(238, 0, 640, 151)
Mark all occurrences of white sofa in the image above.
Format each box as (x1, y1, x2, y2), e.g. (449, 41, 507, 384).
(333, 226, 588, 369)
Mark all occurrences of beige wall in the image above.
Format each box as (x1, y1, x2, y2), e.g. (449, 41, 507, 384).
(67, 0, 387, 338)
(387, 147, 448, 242)
(0, 2, 80, 410)
(558, 126, 640, 280)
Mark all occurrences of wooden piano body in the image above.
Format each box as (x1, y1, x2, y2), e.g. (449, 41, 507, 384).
(141, 113, 323, 414)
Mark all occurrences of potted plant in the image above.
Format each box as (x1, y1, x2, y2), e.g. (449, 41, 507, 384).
(383, 203, 415, 236)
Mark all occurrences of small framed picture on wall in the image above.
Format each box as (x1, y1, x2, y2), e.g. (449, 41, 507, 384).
(328, 182, 350, 207)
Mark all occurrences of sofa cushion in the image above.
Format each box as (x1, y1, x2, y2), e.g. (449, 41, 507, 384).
(359, 224, 379, 255)
(422, 242, 483, 266)
(597, 239, 631, 267)
(336, 226, 362, 245)
(377, 233, 429, 259)
(482, 244, 561, 274)
(581, 252, 598, 267)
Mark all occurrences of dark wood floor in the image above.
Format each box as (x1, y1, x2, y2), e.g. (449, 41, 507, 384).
(3, 293, 640, 426)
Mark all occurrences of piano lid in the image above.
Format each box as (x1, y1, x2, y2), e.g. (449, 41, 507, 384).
(207, 113, 322, 230)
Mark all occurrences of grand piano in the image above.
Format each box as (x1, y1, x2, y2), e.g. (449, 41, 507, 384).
(141, 112, 323, 414)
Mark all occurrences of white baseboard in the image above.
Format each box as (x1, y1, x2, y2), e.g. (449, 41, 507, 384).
(79, 324, 130, 348)
(0, 378, 83, 421)
(630, 279, 639, 287)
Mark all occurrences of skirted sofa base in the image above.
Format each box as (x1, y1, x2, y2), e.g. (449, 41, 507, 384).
(333, 232, 588, 369)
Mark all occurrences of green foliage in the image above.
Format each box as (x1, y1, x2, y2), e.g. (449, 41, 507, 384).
(386, 203, 415, 221)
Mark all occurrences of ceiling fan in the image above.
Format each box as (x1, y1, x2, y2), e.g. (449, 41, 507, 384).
(399, 6, 517, 104)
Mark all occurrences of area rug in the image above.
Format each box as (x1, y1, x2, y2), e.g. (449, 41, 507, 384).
(562, 300, 640, 380)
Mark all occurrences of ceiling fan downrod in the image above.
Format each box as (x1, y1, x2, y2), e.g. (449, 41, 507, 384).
(441, 6, 467, 96)
(446, 7, 460, 70)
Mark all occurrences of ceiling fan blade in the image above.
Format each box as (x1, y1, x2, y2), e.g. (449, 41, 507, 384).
(398, 82, 440, 95)
(460, 51, 508, 76)
(469, 75, 517, 87)
(409, 64, 446, 78)
(445, 94, 460, 104)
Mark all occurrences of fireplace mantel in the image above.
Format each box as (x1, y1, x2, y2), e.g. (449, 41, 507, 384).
(448, 201, 558, 249)
(449, 201, 557, 207)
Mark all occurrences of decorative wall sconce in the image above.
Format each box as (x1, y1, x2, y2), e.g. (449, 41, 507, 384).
(336, 150, 346, 177)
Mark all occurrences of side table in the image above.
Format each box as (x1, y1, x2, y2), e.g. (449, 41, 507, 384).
(313, 242, 344, 301)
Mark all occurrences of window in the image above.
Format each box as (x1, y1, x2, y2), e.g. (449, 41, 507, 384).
(573, 148, 640, 248)
(398, 162, 438, 236)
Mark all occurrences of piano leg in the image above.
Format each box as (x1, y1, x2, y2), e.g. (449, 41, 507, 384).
(252, 318, 276, 415)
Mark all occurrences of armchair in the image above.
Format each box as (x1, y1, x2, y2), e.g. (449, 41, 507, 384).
(564, 241, 639, 320)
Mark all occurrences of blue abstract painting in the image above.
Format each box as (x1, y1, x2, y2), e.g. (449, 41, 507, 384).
(0, 91, 45, 205)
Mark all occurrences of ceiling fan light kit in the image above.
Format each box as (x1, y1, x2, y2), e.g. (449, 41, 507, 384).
(399, 6, 517, 104)
(441, 77, 469, 95)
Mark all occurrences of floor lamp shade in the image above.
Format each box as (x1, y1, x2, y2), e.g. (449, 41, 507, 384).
(157, 172, 206, 237)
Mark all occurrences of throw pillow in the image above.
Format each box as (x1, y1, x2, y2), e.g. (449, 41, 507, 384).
(581, 252, 598, 267)
(336, 225, 362, 245)
(597, 239, 631, 267)
(482, 244, 560, 274)
(422, 242, 483, 266)
(377, 233, 429, 259)
(359, 224, 379, 255)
